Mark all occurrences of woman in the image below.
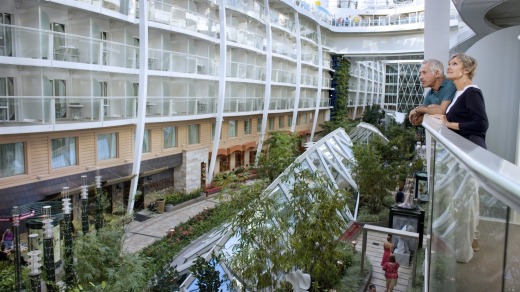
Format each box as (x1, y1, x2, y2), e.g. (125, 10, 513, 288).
(1, 228, 14, 250)
(381, 235, 393, 266)
(382, 254, 399, 292)
(433, 53, 488, 148)
(432, 53, 485, 261)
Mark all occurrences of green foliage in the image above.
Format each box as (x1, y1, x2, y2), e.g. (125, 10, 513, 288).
(257, 131, 301, 182)
(140, 204, 234, 282)
(409, 249, 425, 292)
(0, 262, 30, 291)
(149, 264, 181, 292)
(226, 166, 352, 290)
(336, 246, 372, 292)
(72, 218, 150, 291)
(321, 58, 353, 135)
(351, 143, 393, 214)
(362, 104, 384, 126)
(190, 252, 224, 292)
(164, 189, 201, 206)
(356, 206, 390, 223)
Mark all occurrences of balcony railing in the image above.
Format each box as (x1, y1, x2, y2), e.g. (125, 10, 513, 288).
(271, 40, 296, 59)
(222, 97, 264, 113)
(226, 25, 265, 51)
(226, 61, 265, 81)
(423, 116, 520, 291)
(148, 1, 219, 38)
(0, 24, 222, 73)
(301, 73, 318, 87)
(270, 10, 296, 34)
(148, 48, 218, 75)
(272, 69, 296, 84)
(225, 0, 265, 22)
(0, 96, 222, 126)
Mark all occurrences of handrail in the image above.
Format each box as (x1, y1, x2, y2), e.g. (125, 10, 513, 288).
(422, 115, 520, 213)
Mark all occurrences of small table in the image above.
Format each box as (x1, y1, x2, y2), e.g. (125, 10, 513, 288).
(146, 103, 156, 116)
(0, 106, 8, 123)
(56, 46, 79, 61)
(68, 104, 84, 120)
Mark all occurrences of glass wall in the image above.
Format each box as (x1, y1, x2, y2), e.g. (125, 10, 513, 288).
(424, 117, 520, 292)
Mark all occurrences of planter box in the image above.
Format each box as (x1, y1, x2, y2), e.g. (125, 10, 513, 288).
(205, 186, 222, 196)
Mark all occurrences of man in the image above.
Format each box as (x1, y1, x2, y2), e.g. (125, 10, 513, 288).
(368, 283, 377, 292)
(395, 187, 404, 204)
(409, 59, 457, 126)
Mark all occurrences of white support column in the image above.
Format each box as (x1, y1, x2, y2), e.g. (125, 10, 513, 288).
(310, 24, 322, 142)
(208, 0, 227, 180)
(254, 0, 273, 166)
(424, 0, 450, 63)
(290, 12, 302, 133)
(127, 0, 149, 215)
(352, 62, 361, 118)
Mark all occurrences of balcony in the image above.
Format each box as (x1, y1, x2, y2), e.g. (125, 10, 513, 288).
(422, 116, 520, 291)
(0, 96, 221, 131)
(148, 1, 219, 38)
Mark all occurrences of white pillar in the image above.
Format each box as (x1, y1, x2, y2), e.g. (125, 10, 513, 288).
(127, 0, 149, 215)
(424, 0, 451, 64)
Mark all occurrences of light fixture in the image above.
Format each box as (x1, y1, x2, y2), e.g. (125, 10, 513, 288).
(62, 187, 71, 214)
(95, 175, 102, 188)
(81, 175, 88, 199)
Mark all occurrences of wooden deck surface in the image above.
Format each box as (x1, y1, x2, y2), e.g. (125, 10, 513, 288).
(356, 231, 412, 292)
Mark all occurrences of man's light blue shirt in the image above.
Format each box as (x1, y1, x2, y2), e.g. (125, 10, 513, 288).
(423, 79, 456, 106)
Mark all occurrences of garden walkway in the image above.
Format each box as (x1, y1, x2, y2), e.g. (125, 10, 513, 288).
(354, 231, 413, 292)
(123, 194, 223, 253)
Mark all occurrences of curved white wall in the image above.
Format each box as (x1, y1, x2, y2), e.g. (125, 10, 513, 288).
(467, 25, 520, 164)
(333, 32, 424, 54)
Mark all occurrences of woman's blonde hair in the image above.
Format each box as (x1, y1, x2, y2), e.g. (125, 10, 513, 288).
(450, 53, 478, 80)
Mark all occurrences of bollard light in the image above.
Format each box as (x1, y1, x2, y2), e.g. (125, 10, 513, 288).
(62, 187, 71, 214)
(95, 175, 102, 189)
(42, 206, 53, 239)
(27, 234, 42, 276)
(81, 175, 88, 199)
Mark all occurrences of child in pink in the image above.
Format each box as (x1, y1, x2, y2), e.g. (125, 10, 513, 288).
(382, 254, 399, 292)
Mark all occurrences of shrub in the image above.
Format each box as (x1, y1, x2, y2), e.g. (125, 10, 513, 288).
(164, 189, 201, 206)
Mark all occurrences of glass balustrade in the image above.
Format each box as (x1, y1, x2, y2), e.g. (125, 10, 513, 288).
(226, 25, 265, 51)
(272, 69, 296, 84)
(225, 0, 265, 22)
(270, 10, 296, 34)
(272, 40, 296, 59)
(222, 97, 263, 113)
(148, 2, 219, 37)
(423, 116, 520, 292)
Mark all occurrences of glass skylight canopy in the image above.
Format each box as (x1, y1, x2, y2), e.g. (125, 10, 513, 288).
(349, 122, 389, 145)
(179, 127, 373, 288)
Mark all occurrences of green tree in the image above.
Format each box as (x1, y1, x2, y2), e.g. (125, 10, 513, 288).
(361, 104, 384, 126)
(150, 264, 181, 292)
(321, 58, 356, 135)
(189, 252, 224, 292)
(72, 217, 150, 291)
(351, 142, 393, 214)
(257, 131, 301, 181)
(227, 166, 352, 290)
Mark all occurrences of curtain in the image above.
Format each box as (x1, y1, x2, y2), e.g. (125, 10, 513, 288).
(164, 126, 177, 148)
(188, 124, 200, 144)
(142, 129, 150, 152)
(229, 120, 236, 137)
(98, 133, 117, 160)
(0, 142, 25, 178)
(51, 138, 77, 168)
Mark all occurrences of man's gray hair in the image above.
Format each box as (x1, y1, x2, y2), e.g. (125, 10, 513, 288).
(422, 59, 444, 76)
